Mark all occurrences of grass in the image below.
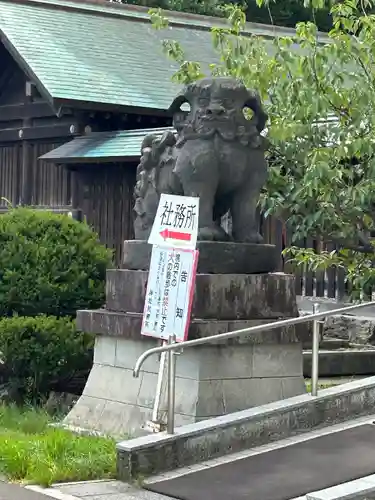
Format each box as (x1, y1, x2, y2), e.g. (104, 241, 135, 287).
(304, 376, 359, 393)
(0, 379, 355, 486)
(0, 405, 117, 486)
(305, 381, 335, 393)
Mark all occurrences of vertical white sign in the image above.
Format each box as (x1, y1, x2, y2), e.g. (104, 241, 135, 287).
(148, 194, 199, 250)
(141, 246, 198, 343)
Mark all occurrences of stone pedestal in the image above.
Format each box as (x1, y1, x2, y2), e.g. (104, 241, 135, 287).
(122, 240, 278, 274)
(64, 242, 308, 438)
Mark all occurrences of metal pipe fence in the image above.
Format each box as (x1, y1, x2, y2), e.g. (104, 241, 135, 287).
(134, 301, 375, 434)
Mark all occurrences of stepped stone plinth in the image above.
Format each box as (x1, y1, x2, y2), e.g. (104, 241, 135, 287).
(63, 242, 308, 438)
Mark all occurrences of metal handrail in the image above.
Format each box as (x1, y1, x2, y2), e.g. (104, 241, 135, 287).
(133, 300, 375, 434)
(134, 301, 375, 375)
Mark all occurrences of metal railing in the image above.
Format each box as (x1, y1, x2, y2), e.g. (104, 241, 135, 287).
(133, 301, 375, 434)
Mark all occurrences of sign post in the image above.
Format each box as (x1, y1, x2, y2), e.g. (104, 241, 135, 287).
(141, 194, 199, 433)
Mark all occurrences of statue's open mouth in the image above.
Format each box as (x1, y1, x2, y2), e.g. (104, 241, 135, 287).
(201, 115, 228, 122)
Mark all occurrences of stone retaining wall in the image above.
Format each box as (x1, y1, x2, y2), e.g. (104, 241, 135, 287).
(117, 377, 375, 480)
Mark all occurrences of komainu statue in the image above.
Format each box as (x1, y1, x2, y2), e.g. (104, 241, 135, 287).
(133, 77, 269, 243)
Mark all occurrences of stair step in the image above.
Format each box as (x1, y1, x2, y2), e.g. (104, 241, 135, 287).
(303, 349, 375, 377)
(304, 338, 351, 350)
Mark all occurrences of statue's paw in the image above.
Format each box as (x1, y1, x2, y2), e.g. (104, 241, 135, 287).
(198, 226, 230, 241)
(236, 231, 264, 244)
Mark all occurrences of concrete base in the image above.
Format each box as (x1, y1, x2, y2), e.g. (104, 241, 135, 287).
(64, 334, 306, 438)
(65, 269, 307, 438)
(105, 270, 300, 320)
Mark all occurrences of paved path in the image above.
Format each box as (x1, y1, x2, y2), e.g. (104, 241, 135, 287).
(145, 423, 375, 500)
(142, 414, 375, 500)
(0, 482, 55, 500)
(39, 480, 173, 499)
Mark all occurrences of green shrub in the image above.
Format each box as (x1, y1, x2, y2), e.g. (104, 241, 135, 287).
(0, 315, 94, 402)
(0, 208, 112, 317)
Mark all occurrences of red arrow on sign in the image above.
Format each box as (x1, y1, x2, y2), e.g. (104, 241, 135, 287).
(160, 228, 192, 242)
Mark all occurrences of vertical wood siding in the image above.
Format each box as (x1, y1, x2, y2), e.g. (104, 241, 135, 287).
(75, 164, 136, 266)
(0, 142, 354, 295)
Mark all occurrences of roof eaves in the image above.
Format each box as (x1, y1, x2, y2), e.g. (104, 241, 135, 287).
(40, 126, 173, 163)
(0, 31, 58, 113)
(43, 155, 140, 164)
(51, 97, 171, 116)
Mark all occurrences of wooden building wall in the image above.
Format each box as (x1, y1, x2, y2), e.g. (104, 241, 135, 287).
(0, 142, 71, 207)
(74, 165, 136, 266)
(0, 144, 21, 205)
(0, 43, 74, 208)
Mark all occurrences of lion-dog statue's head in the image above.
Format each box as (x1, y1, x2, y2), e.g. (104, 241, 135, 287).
(169, 77, 268, 147)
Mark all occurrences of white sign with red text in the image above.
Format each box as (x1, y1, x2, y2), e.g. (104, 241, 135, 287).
(148, 194, 199, 250)
(141, 246, 198, 342)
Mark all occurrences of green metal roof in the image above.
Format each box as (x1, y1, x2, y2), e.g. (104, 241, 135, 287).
(0, 0, 302, 112)
(40, 127, 172, 163)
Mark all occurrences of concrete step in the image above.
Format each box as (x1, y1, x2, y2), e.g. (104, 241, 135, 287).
(297, 296, 375, 318)
(292, 473, 375, 499)
(320, 338, 351, 349)
(303, 349, 375, 377)
(303, 338, 351, 350)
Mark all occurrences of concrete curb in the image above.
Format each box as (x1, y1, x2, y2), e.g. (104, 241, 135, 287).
(307, 474, 375, 499)
(25, 485, 80, 500)
(297, 297, 375, 318)
(23, 474, 375, 500)
(117, 376, 375, 480)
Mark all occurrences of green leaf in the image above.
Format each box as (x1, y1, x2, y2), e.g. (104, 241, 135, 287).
(150, 3, 375, 299)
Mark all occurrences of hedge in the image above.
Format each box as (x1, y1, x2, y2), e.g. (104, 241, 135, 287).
(0, 208, 112, 317)
(0, 315, 94, 402)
